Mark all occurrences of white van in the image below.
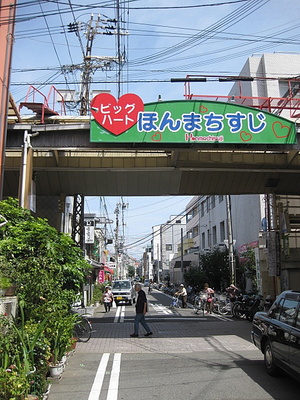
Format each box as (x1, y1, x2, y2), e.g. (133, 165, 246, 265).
(112, 280, 136, 306)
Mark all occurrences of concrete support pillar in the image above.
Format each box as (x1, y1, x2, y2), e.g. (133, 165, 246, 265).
(0, 1, 16, 199)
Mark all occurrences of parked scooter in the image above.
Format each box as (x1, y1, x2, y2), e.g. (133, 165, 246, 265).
(232, 294, 264, 321)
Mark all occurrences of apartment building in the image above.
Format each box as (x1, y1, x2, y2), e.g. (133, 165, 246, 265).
(228, 52, 300, 120)
(141, 245, 153, 281)
(170, 53, 300, 295)
(152, 215, 186, 283)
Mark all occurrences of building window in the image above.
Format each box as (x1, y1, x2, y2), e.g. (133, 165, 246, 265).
(220, 221, 225, 242)
(202, 232, 205, 248)
(206, 197, 210, 213)
(219, 195, 224, 203)
(186, 211, 192, 222)
(212, 226, 217, 245)
(207, 229, 211, 247)
(166, 244, 172, 251)
(200, 201, 205, 217)
(192, 226, 199, 238)
(211, 195, 216, 209)
(187, 230, 193, 239)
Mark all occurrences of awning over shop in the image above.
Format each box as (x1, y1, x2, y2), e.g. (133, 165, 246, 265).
(104, 266, 114, 274)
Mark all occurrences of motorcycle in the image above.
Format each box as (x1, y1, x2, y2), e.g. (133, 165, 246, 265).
(232, 294, 264, 321)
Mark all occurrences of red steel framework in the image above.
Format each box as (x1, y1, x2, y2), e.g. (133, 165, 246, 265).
(19, 85, 67, 124)
(183, 75, 300, 118)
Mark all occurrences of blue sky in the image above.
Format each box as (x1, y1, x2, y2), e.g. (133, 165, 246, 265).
(84, 196, 193, 259)
(8, 0, 300, 259)
(10, 0, 300, 105)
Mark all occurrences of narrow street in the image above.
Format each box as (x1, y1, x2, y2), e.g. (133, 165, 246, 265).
(48, 291, 299, 400)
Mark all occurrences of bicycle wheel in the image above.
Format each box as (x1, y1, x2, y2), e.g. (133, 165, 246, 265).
(219, 302, 231, 316)
(232, 302, 244, 318)
(74, 316, 91, 342)
(201, 300, 207, 316)
(193, 300, 199, 314)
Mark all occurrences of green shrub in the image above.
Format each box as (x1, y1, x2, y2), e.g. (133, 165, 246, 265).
(0, 366, 30, 400)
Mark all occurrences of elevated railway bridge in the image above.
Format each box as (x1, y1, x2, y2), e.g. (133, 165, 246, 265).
(3, 92, 300, 295)
(3, 90, 300, 227)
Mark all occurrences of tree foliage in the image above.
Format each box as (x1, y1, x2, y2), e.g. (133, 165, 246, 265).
(0, 198, 90, 320)
(184, 249, 231, 291)
(237, 247, 257, 293)
(127, 265, 135, 278)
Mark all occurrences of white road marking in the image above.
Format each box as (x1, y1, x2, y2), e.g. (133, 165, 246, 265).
(106, 353, 121, 400)
(150, 302, 174, 314)
(114, 305, 121, 323)
(120, 307, 125, 322)
(88, 353, 110, 400)
(114, 305, 125, 323)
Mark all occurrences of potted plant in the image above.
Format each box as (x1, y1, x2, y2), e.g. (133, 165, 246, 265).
(91, 283, 103, 306)
(48, 313, 76, 378)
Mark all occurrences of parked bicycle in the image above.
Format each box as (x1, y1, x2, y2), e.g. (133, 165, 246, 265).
(72, 309, 92, 342)
(193, 293, 207, 315)
(212, 297, 232, 316)
(169, 295, 180, 308)
(232, 294, 264, 321)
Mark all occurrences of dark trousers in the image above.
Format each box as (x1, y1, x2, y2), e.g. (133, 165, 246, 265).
(134, 313, 151, 334)
(181, 295, 188, 308)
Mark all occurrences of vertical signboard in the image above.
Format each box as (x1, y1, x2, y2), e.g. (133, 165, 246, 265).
(267, 231, 281, 277)
(84, 221, 95, 244)
(98, 270, 105, 283)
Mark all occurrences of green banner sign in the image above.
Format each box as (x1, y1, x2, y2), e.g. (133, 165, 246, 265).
(90, 94, 296, 144)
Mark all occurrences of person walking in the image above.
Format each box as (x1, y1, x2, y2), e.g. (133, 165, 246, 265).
(203, 283, 214, 314)
(102, 286, 113, 312)
(175, 284, 188, 308)
(226, 283, 240, 312)
(130, 283, 153, 338)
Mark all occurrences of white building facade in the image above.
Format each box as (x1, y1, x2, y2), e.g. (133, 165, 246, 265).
(174, 53, 300, 296)
(152, 215, 186, 283)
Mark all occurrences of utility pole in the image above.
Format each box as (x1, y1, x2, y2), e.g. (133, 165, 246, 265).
(114, 199, 128, 278)
(115, 0, 126, 98)
(114, 203, 120, 278)
(226, 195, 235, 284)
(77, 14, 118, 115)
(66, 10, 128, 116)
(180, 228, 184, 284)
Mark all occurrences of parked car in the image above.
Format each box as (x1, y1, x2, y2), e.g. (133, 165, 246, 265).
(111, 280, 136, 306)
(251, 290, 300, 381)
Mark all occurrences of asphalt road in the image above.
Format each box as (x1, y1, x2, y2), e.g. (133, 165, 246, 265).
(48, 290, 299, 400)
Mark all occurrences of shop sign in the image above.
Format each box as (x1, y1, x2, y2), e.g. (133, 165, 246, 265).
(90, 93, 296, 144)
(84, 221, 94, 244)
(98, 270, 105, 283)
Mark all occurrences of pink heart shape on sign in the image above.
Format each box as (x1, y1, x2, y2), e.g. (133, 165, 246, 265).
(91, 93, 144, 136)
(151, 132, 162, 142)
(272, 121, 291, 139)
(240, 130, 252, 142)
